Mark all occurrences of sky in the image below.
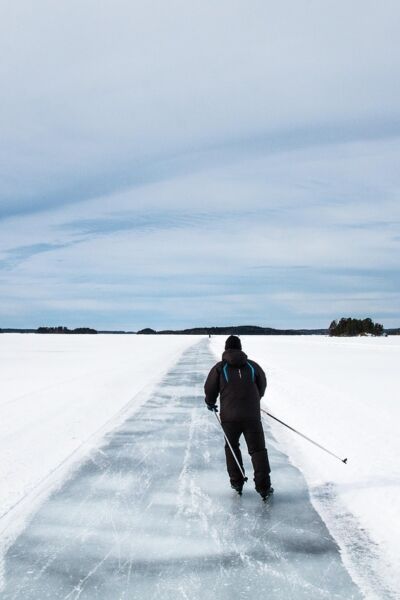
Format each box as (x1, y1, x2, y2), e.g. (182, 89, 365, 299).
(1, 0, 400, 330)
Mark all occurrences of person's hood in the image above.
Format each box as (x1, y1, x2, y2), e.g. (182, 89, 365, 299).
(222, 349, 248, 367)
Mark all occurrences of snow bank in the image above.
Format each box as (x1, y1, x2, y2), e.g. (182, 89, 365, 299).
(210, 335, 400, 598)
(0, 334, 196, 557)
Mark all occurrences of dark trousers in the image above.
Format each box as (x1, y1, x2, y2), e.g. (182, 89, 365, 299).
(222, 420, 271, 490)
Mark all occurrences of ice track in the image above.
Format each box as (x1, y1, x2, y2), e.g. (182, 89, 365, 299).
(1, 340, 362, 599)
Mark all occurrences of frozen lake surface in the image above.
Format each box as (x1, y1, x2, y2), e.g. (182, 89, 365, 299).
(1, 341, 361, 599)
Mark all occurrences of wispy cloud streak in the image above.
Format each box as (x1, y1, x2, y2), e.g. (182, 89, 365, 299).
(1, 1, 400, 327)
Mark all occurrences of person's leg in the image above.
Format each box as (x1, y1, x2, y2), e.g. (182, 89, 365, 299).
(221, 422, 245, 487)
(242, 420, 271, 492)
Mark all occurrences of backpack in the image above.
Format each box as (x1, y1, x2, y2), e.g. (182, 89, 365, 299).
(222, 361, 255, 383)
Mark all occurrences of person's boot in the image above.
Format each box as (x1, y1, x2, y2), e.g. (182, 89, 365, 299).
(231, 477, 247, 495)
(256, 475, 274, 500)
(257, 485, 274, 500)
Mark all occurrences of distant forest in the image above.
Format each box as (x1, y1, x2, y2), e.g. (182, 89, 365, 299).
(137, 325, 327, 336)
(37, 326, 98, 334)
(1, 321, 399, 335)
(328, 318, 384, 337)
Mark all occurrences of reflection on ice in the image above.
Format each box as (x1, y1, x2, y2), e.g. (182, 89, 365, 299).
(1, 341, 362, 599)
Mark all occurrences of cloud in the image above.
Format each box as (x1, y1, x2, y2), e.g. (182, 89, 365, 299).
(0, 242, 72, 271)
(1, 1, 400, 216)
(1, 2, 400, 327)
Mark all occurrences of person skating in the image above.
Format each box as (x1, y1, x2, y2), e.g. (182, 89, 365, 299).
(204, 335, 273, 499)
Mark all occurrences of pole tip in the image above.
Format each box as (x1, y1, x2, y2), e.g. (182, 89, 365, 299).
(342, 458, 348, 464)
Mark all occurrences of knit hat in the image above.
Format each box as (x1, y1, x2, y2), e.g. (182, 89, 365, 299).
(225, 335, 242, 350)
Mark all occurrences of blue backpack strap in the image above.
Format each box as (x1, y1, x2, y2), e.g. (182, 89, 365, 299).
(247, 361, 255, 382)
(223, 363, 229, 382)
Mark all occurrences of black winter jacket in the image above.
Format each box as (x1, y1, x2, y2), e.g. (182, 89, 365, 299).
(204, 349, 267, 422)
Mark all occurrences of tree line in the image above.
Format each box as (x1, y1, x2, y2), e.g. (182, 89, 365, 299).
(328, 318, 384, 337)
(37, 326, 97, 334)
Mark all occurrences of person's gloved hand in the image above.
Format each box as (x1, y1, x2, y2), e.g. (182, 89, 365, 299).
(206, 403, 218, 412)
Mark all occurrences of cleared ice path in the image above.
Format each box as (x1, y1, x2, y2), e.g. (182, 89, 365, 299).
(1, 340, 362, 599)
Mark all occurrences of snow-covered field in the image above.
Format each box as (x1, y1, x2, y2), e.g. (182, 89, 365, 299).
(0, 340, 363, 600)
(211, 335, 400, 597)
(1, 333, 399, 598)
(0, 334, 196, 561)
